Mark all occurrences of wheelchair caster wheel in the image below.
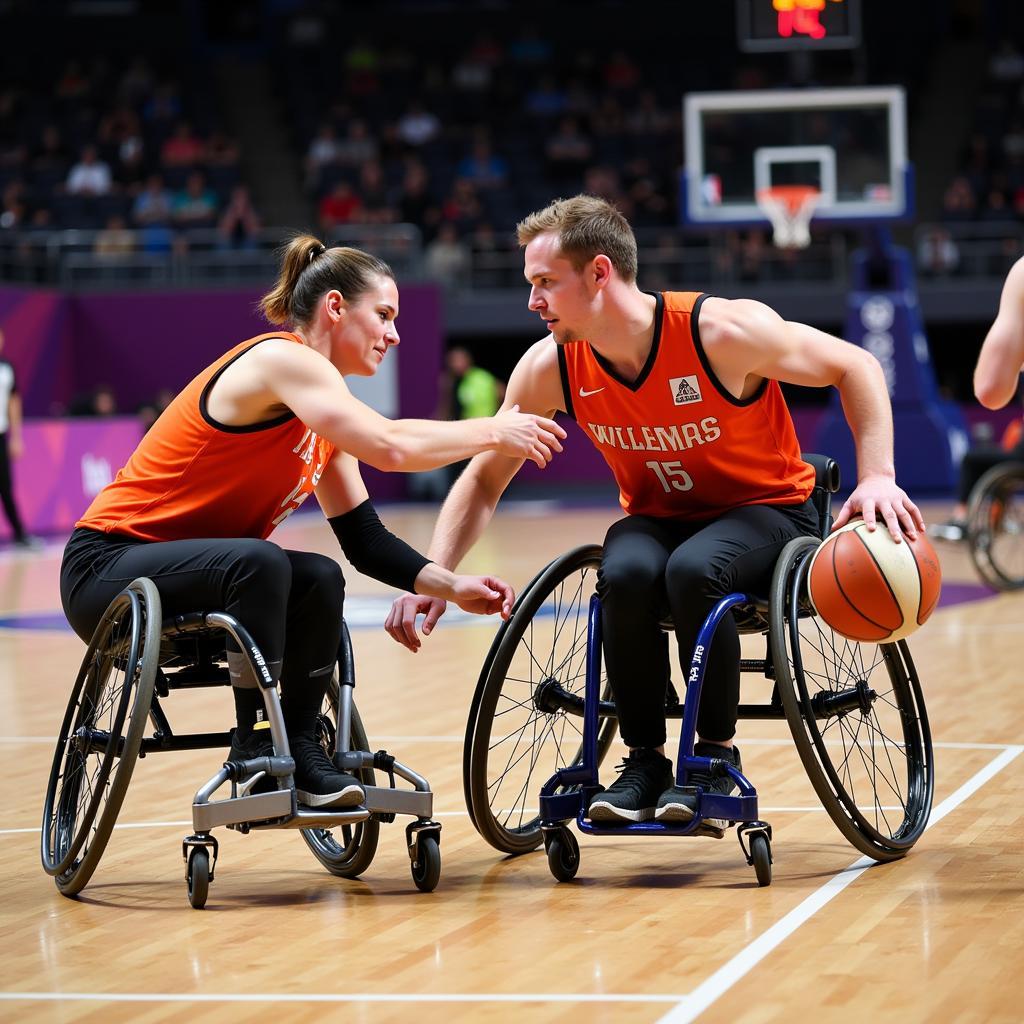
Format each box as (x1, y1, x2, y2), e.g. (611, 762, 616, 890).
(749, 833, 772, 887)
(187, 847, 210, 909)
(546, 827, 579, 883)
(411, 833, 441, 892)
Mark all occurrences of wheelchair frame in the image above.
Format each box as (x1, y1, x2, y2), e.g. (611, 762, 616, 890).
(41, 585, 442, 908)
(463, 455, 934, 886)
(966, 460, 1024, 591)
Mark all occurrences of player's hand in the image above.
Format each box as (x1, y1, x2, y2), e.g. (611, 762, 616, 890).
(492, 405, 566, 468)
(832, 474, 925, 543)
(448, 574, 515, 617)
(385, 593, 448, 652)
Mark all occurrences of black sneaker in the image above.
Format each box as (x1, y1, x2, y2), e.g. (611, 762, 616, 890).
(290, 732, 364, 809)
(227, 725, 278, 795)
(655, 742, 742, 837)
(588, 748, 674, 823)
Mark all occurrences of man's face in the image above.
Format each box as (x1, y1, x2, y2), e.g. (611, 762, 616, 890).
(523, 233, 591, 345)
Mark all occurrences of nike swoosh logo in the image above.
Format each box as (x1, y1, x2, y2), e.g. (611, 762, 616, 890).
(578, 386, 605, 398)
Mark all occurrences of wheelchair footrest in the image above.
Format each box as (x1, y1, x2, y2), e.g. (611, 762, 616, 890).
(192, 789, 295, 832)
(362, 785, 432, 818)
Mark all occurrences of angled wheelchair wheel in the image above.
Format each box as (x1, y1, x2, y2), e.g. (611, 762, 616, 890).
(967, 462, 1024, 591)
(465, 544, 617, 855)
(41, 578, 161, 896)
(301, 623, 380, 878)
(770, 537, 934, 862)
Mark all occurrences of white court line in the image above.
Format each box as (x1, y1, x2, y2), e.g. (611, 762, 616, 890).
(6, 748, 1021, 1011)
(656, 744, 1024, 1024)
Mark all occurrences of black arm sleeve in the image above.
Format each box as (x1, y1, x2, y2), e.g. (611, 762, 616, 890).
(328, 500, 431, 593)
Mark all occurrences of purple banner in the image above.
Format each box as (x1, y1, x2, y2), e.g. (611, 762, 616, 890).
(0, 417, 142, 540)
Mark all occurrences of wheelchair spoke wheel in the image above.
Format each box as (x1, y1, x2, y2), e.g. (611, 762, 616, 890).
(967, 463, 1024, 591)
(301, 628, 380, 878)
(41, 578, 160, 895)
(771, 537, 933, 861)
(465, 545, 617, 854)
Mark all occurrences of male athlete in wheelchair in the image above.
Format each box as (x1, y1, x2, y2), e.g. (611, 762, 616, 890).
(387, 196, 929, 883)
(41, 236, 565, 906)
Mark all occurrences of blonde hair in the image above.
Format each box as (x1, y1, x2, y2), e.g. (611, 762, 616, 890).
(516, 195, 638, 282)
(259, 234, 395, 325)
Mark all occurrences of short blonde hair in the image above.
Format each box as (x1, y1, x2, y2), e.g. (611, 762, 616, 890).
(516, 195, 638, 282)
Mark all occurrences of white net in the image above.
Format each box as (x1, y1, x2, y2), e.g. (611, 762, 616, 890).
(756, 186, 820, 249)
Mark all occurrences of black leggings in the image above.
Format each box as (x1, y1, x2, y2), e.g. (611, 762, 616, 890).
(599, 500, 820, 748)
(60, 527, 345, 735)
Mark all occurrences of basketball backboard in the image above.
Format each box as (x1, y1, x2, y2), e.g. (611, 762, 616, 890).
(682, 86, 911, 228)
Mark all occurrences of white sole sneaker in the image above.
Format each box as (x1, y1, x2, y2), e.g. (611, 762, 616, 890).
(295, 783, 364, 808)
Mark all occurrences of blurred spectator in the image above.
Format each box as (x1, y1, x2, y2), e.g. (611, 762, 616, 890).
(545, 117, 594, 183)
(397, 161, 441, 237)
(357, 161, 396, 223)
(396, 101, 441, 148)
(603, 50, 641, 93)
(306, 123, 341, 187)
(133, 174, 174, 226)
(161, 121, 205, 167)
(457, 136, 508, 190)
(32, 125, 70, 177)
(940, 176, 977, 222)
(205, 130, 240, 167)
(66, 145, 112, 196)
(217, 186, 262, 248)
(319, 180, 362, 231)
(917, 226, 960, 277)
(118, 57, 155, 106)
(334, 119, 378, 167)
(525, 74, 568, 118)
(424, 222, 470, 285)
(989, 40, 1024, 84)
(980, 187, 1011, 221)
(0, 183, 28, 230)
(172, 171, 219, 229)
(71, 385, 119, 417)
(442, 178, 484, 234)
(94, 215, 136, 258)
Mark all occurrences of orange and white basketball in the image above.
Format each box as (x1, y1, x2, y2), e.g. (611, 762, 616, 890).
(807, 520, 942, 643)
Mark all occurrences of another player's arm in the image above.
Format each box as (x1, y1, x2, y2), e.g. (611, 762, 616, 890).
(249, 340, 565, 471)
(385, 338, 567, 650)
(701, 297, 923, 542)
(974, 256, 1024, 410)
(315, 452, 513, 619)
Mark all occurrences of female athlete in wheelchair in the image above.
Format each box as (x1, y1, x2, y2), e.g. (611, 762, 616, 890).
(42, 235, 565, 905)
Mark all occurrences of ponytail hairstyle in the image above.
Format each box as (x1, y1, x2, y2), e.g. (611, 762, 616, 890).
(259, 233, 395, 326)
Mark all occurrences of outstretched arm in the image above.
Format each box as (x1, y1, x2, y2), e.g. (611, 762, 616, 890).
(975, 256, 1024, 410)
(385, 338, 568, 650)
(700, 297, 924, 542)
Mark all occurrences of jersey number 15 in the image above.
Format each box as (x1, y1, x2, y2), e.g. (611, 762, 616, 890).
(646, 460, 693, 493)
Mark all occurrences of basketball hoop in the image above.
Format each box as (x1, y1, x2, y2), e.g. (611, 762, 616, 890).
(756, 185, 820, 249)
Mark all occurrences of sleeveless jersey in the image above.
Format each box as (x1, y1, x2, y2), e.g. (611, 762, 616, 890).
(558, 292, 814, 520)
(77, 333, 335, 541)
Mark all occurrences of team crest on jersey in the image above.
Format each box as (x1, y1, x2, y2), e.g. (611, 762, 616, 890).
(669, 375, 702, 405)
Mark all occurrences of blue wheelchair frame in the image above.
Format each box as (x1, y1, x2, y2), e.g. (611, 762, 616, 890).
(538, 592, 769, 848)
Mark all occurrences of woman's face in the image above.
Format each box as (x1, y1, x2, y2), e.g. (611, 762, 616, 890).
(330, 275, 400, 376)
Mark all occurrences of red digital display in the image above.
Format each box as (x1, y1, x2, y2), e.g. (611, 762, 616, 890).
(736, 0, 861, 52)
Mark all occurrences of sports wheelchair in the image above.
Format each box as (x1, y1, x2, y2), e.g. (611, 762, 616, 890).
(41, 583, 442, 908)
(966, 461, 1024, 591)
(463, 455, 934, 886)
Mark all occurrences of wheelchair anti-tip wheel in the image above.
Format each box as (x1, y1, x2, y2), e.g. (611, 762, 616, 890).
(967, 462, 1024, 591)
(41, 578, 161, 896)
(301, 623, 380, 878)
(770, 537, 934, 861)
(464, 545, 617, 855)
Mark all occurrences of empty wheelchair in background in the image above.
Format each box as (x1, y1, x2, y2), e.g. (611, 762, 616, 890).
(966, 462, 1024, 591)
(41, 579, 442, 908)
(463, 455, 934, 885)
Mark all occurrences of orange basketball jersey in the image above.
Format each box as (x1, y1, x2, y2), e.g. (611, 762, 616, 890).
(558, 292, 814, 520)
(78, 333, 335, 541)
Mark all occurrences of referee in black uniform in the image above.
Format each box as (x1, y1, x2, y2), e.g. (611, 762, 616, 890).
(0, 328, 36, 548)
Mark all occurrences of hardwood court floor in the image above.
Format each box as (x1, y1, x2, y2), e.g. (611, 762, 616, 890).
(0, 502, 1021, 1023)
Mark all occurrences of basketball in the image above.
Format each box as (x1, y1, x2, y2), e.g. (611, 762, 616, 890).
(807, 520, 942, 643)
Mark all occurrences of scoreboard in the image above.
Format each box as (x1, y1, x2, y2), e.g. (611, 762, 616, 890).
(736, 0, 862, 52)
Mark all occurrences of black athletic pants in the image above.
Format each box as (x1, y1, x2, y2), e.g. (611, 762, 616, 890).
(60, 527, 345, 735)
(0, 432, 26, 541)
(598, 499, 820, 748)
